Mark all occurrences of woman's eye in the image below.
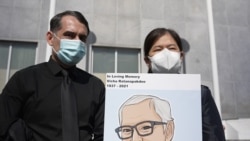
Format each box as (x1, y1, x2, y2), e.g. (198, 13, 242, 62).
(168, 47, 176, 51)
(167, 45, 179, 51)
(152, 47, 163, 51)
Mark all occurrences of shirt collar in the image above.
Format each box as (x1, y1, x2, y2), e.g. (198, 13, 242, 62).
(47, 56, 77, 76)
(47, 57, 62, 76)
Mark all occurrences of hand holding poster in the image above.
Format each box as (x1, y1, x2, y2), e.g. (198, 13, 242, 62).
(104, 73, 202, 141)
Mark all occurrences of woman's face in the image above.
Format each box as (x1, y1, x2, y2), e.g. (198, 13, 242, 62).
(148, 33, 181, 57)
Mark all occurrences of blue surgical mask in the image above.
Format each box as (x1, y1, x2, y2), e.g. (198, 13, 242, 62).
(53, 34, 86, 66)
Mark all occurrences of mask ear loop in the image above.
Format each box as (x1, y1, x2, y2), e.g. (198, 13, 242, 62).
(51, 32, 60, 54)
(53, 33, 61, 40)
(51, 46, 58, 54)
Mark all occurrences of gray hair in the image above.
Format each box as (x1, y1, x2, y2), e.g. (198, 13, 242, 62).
(118, 95, 173, 125)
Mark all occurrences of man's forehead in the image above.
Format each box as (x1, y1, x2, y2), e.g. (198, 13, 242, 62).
(121, 99, 161, 124)
(124, 99, 151, 109)
(60, 15, 88, 35)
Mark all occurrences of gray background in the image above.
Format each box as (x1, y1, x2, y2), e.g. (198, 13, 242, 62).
(0, 0, 250, 138)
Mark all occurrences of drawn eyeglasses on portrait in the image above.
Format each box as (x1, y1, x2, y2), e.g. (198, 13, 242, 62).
(115, 120, 168, 139)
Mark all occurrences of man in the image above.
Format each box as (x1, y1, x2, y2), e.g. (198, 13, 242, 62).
(115, 95, 174, 141)
(0, 10, 105, 141)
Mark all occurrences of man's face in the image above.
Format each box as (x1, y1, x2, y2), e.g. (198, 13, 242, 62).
(47, 15, 88, 63)
(120, 99, 172, 141)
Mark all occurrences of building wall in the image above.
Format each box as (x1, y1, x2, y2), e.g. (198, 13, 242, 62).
(213, 0, 250, 119)
(0, 0, 250, 123)
(0, 0, 49, 63)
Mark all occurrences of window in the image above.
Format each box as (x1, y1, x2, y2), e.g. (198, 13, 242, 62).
(0, 41, 37, 92)
(91, 46, 141, 73)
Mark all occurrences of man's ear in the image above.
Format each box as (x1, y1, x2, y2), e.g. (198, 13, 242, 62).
(165, 121, 174, 141)
(46, 31, 54, 46)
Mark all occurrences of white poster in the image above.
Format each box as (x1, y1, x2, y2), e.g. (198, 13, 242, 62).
(104, 73, 202, 141)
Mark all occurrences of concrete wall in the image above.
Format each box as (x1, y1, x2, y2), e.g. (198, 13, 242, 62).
(0, 0, 49, 63)
(213, 0, 250, 119)
(1, 0, 250, 139)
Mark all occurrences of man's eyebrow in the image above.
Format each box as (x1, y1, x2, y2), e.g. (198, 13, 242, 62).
(63, 31, 87, 38)
(63, 31, 76, 36)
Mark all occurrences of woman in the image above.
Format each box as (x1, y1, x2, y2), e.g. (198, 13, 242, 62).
(143, 28, 225, 141)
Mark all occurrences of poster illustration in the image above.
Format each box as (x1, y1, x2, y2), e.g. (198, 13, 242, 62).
(104, 73, 202, 141)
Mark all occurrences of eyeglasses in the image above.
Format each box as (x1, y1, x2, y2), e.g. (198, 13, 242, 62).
(115, 121, 167, 139)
